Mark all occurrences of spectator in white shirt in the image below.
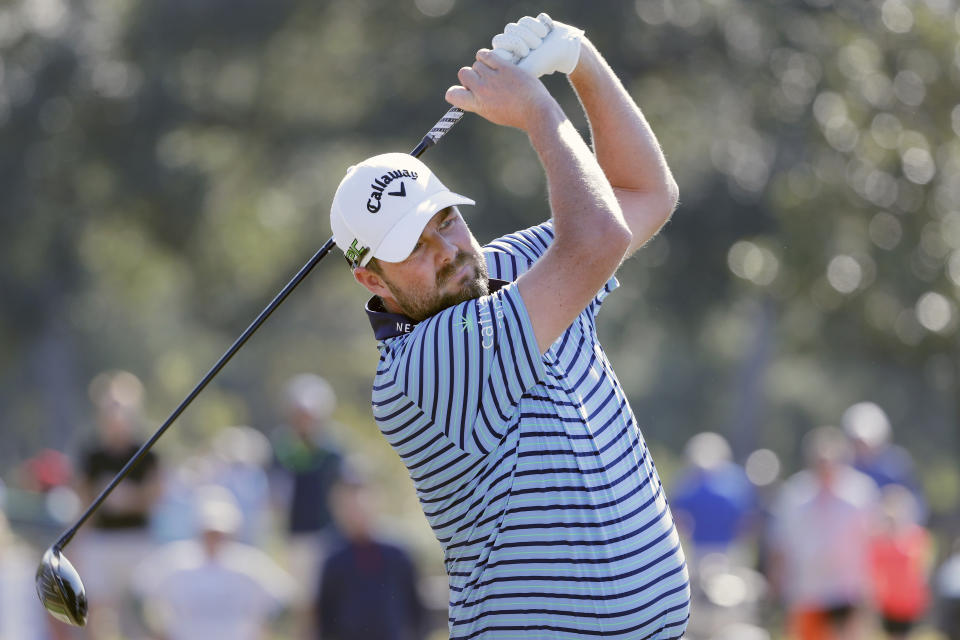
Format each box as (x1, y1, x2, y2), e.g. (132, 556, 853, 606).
(767, 426, 880, 640)
(133, 485, 295, 640)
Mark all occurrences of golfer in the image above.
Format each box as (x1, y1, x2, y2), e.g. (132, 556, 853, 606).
(330, 14, 689, 639)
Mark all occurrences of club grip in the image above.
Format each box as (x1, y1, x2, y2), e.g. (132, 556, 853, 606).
(411, 106, 465, 157)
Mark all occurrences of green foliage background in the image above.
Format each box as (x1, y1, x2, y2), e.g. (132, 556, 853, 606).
(3, 0, 960, 548)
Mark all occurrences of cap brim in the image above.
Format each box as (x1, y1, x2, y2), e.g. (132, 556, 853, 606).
(371, 191, 475, 264)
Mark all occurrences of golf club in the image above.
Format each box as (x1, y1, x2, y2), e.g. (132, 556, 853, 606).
(35, 105, 466, 627)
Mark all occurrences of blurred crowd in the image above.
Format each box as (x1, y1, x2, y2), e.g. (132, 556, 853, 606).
(0, 370, 429, 640)
(671, 402, 960, 640)
(5, 372, 960, 640)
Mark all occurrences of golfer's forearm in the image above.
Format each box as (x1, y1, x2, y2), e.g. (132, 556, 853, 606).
(525, 106, 630, 258)
(569, 40, 677, 199)
(567, 40, 677, 257)
(517, 108, 630, 353)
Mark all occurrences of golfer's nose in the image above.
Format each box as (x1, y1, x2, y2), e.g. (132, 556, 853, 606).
(433, 233, 458, 266)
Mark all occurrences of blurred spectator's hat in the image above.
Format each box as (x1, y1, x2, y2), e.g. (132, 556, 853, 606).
(879, 483, 920, 525)
(194, 485, 242, 535)
(841, 401, 891, 447)
(284, 373, 336, 420)
(803, 425, 851, 466)
(683, 432, 732, 471)
(88, 369, 145, 411)
(336, 457, 374, 489)
(213, 425, 273, 467)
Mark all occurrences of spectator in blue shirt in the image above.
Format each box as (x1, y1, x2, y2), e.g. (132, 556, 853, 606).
(841, 401, 926, 523)
(671, 432, 756, 558)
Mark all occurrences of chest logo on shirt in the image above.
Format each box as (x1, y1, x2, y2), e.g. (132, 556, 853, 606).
(456, 317, 475, 333)
(475, 298, 504, 349)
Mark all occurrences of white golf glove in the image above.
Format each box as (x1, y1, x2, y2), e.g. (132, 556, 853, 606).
(491, 13, 583, 77)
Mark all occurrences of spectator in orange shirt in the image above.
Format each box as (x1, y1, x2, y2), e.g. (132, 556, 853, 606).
(868, 484, 932, 640)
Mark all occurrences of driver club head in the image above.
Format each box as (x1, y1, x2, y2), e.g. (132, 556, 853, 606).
(35, 547, 88, 626)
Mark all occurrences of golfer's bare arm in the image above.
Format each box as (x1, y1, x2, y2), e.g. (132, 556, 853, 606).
(569, 39, 679, 258)
(447, 50, 631, 354)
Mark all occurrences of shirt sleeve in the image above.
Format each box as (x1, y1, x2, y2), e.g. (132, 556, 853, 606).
(484, 220, 554, 281)
(373, 281, 545, 456)
(588, 275, 619, 319)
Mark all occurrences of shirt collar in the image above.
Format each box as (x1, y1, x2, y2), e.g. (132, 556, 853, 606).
(365, 279, 510, 341)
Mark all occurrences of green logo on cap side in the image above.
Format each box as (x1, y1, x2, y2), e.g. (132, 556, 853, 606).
(345, 239, 369, 268)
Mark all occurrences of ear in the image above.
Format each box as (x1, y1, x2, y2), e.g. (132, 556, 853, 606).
(353, 266, 392, 300)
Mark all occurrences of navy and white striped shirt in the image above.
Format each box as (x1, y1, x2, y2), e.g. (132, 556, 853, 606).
(367, 221, 690, 639)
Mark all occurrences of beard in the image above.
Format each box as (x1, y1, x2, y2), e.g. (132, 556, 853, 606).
(384, 250, 489, 322)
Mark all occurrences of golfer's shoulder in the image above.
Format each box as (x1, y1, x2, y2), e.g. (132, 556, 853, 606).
(484, 221, 555, 278)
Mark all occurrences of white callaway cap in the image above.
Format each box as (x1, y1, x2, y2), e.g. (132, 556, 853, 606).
(330, 152, 475, 268)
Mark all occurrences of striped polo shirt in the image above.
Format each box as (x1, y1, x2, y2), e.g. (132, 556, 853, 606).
(367, 221, 690, 639)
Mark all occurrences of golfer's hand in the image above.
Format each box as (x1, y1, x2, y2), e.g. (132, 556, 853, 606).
(445, 49, 558, 131)
(491, 13, 583, 77)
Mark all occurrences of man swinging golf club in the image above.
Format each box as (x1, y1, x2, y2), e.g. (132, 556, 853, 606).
(331, 13, 690, 640)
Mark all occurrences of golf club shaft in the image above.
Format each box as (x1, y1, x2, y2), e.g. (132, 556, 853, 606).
(53, 105, 467, 551)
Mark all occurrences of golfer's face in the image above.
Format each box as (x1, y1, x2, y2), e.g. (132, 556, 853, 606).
(377, 207, 489, 321)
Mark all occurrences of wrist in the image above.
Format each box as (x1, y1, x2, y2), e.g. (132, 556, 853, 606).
(522, 96, 566, 138)
(567, 38, 600, 84)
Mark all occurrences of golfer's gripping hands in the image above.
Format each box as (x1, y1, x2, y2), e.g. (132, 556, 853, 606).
(490, 13, 584, 77)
